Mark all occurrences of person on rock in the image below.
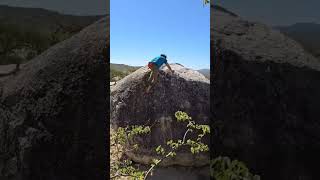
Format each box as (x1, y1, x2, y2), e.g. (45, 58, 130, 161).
(146, 54, 174, 93)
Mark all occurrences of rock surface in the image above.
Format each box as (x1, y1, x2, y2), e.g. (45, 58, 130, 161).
(110, 64, 210, 167)
(147, 165, 210, 180)
(0, 17, 108, 180)
(212, 5, 320, 179)
(212, 5, 320, 70)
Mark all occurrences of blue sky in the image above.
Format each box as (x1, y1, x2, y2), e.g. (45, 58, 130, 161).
(110, 0, 210, 70)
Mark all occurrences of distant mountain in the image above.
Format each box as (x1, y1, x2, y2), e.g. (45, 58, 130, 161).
(198, 69, 210, 79)
(110, 63, 141, 72)
(0, 5, 104, 33)
(0, 5, 104, 64)
(110, 63, 141, 80)
(275, 23, 320, 58)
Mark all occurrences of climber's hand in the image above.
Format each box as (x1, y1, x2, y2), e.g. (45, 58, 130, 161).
(166, 69, 174, 74)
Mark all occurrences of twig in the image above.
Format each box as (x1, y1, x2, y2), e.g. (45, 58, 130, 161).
(143, 128, 192, 180)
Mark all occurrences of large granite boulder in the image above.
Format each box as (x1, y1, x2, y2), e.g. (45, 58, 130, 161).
(0, 17, 108, 180)
(212, 5, 320, 179)
(110, 64, 210, 167)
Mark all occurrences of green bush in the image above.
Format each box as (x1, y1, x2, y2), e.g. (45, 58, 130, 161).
(110, 111, 259, 180)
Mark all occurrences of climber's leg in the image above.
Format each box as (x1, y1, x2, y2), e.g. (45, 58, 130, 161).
(148, 69, 154, 83)
(147, 62, 155, 83)
(151, 68, 158, 84)
(146, 63, 158, 93)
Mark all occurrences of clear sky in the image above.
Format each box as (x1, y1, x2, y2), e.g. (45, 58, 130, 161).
(214, 0, 320, 26)
(110, 0, 210, 70)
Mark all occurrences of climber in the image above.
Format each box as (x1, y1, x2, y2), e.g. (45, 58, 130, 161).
(146, 54, 174, 93)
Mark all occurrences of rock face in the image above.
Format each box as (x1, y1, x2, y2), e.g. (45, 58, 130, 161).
(111, 64, 210, 167)
(212, 5, 320, 179)
(147, 165, 210, 180)
(0, 17, 108, 179)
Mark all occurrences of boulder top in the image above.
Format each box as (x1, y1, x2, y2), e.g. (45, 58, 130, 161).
(211, 6, 320, 71)
(112, 63, 209, 92)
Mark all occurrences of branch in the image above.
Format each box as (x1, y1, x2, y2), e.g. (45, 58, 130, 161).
(143, 128, 192, 180)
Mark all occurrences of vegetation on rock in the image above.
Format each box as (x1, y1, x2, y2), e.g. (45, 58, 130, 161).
(110, 111, 259, 180)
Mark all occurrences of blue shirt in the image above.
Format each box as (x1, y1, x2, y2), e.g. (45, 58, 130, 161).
(150, 56, 167, 68)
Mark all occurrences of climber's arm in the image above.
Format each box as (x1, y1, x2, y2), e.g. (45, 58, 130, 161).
(165, 63, 174, 74)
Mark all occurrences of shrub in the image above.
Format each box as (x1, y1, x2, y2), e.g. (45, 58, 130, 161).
(110, 111, 260, 180)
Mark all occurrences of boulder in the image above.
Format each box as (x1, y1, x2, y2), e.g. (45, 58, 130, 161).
(144, 165, 210, 180)
(212, 5, 320, 179)
(0, 17, 108, 180)
(110, 64, 210, 167)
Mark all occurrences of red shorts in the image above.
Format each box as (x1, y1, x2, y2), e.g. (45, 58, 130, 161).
(148, 62, 155, 69)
